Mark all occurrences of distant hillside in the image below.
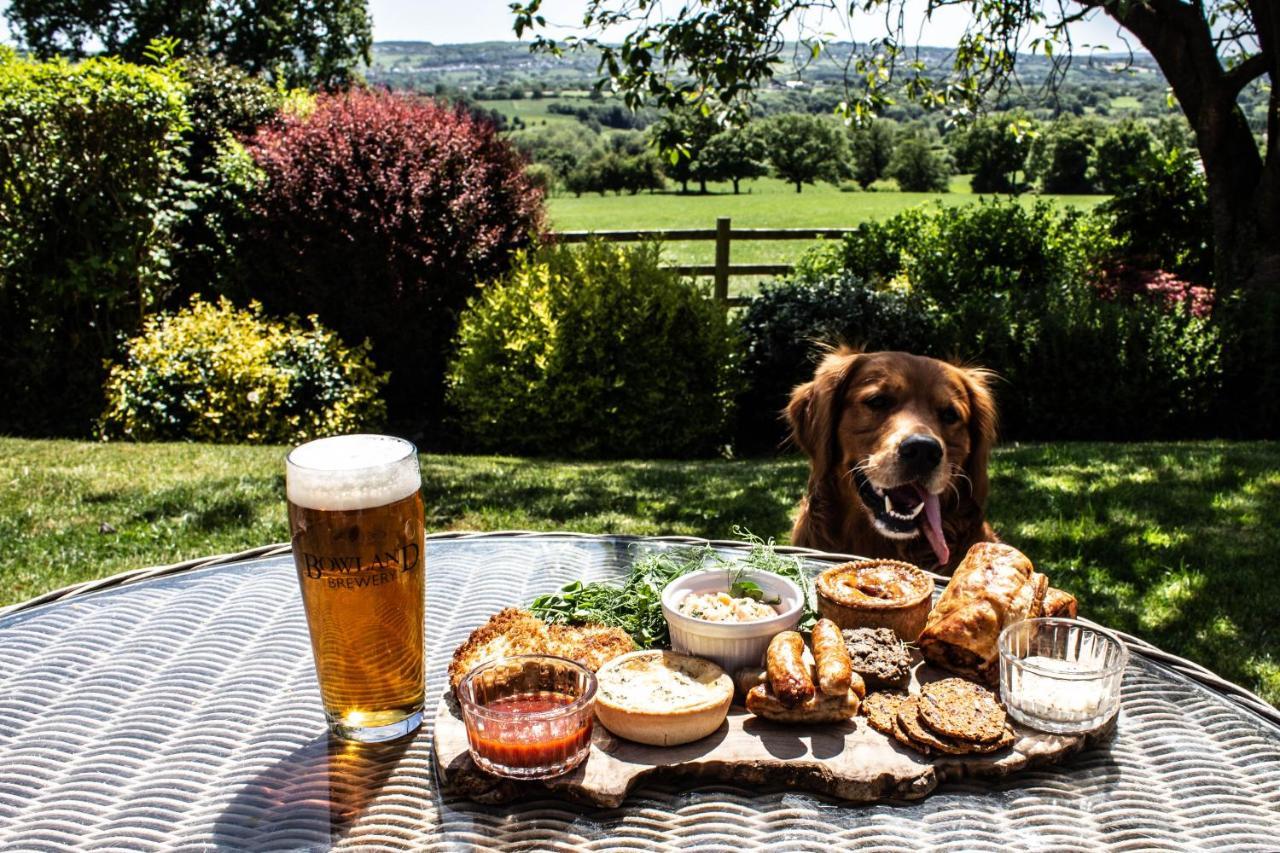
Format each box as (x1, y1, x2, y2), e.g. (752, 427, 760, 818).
(367, 40, 1165, 94)
(365, 40, 1185, 126)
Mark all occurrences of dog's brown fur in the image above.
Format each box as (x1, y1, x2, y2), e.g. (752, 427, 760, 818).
(787, 348, 998, 573)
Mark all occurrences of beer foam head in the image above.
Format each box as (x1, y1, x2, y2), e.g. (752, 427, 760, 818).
(286, 434, 420, 511)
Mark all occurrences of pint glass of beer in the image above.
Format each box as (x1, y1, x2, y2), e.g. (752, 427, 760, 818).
(286, 434, 425, 742)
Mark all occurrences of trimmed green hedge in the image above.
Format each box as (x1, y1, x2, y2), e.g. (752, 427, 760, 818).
(447, 241, 741, 457)
(0, 49, 190, 435)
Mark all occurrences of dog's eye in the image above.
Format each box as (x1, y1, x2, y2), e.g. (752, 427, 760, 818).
(864, 394, 892, 411)
(940, 405, 962, 425)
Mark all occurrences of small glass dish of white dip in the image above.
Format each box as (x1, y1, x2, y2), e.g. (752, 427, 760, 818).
(998, 617, 1128, 734)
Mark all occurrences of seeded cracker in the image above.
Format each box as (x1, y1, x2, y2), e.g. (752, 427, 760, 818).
(897, 696, 972, 754)
(861, 691, 908, 736)
(967, 724, 1018, 754)
(889, 705, 929, 754)
(919, 678, 1007, 743)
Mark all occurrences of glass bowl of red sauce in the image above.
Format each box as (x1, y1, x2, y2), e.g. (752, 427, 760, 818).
(457, 655, 597, 779)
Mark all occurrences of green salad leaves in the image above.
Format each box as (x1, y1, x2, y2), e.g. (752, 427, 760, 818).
(529, 530, 816, 648)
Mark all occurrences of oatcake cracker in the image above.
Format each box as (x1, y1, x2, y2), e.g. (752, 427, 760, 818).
(861, 691, 908, 736)
(964, 724, 1017, 754)
(919, 678, 1007, 743)
(889, 706, 929, 754)
(897, 696, 972, 755)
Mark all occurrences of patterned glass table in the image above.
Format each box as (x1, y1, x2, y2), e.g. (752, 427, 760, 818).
(1, 532, 1279, 851)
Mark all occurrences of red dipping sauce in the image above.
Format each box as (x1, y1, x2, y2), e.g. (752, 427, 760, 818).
(465, 691, 594, 771)
(458, 657, 598, 780)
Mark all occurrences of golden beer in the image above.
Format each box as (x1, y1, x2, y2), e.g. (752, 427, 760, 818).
(286, 435, 425, 742)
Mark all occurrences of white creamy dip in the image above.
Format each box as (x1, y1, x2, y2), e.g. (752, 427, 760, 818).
(1008, 656, 1110, 721)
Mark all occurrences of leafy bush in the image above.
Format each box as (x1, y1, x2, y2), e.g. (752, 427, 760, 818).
(167, 57, 281, 303)
(447, 241, 741, 458)
(735, 274, 940, 453)
(1098, 146, 1212, 282)
(1008, 282, 1220, 439)
(0, 50, 189, 436)
(178, 57, 282, 168)
(101, 295, 387, 443)
(737, 199, 1222, 448)
(240, 90, 545, 433)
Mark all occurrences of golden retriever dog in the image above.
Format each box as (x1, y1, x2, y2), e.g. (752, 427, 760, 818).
(787, 347, 997, 573)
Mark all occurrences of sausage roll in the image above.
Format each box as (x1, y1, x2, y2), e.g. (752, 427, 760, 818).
(917, 542, 1048, 685)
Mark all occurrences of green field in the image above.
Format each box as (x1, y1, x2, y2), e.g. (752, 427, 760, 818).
(484, 97, 585, 129)
(546, 176, 1106, 296)
(2, 438, 1277, 706)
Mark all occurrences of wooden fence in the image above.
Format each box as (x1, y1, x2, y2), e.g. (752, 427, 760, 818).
(554, 217, 857, 307)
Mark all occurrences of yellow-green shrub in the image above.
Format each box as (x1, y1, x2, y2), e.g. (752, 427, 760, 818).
(447, 241, 740, 458)
(100, 296, 387, 443)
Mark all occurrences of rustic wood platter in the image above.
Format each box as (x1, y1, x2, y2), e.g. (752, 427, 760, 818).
(434, 662, 1118, 808)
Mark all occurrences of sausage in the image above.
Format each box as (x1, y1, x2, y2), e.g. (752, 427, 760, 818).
(734, 666, 769, 698)
(766, 631, 815, 707)
(812, 618, 854, 697)
(746, 684, 860, 723)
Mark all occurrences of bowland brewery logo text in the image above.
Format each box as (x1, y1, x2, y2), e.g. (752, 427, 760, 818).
(299, 543, 420, 590)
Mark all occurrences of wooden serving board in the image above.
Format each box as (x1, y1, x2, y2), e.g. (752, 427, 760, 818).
(434, 663, 1118, 808)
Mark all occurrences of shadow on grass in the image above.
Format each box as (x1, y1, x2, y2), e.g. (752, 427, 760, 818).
(419, 456, 807, 539)
(990, 442, 1280, 703)
(124, 477, 278, 533)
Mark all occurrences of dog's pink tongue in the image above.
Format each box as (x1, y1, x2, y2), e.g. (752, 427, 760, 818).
(914, 485, 949, 568)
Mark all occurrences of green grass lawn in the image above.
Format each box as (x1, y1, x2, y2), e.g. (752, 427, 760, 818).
(1, 438, 1276, 706)
(546, 177, 1106, 297)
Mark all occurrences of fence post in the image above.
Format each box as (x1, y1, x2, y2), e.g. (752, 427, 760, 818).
(714, 217, 731, 305)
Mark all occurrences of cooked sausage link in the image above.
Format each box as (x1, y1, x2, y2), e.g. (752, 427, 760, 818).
(812, 618, 854, 697)
(767, 631, 815, 707)
(746, 684, 860, 723)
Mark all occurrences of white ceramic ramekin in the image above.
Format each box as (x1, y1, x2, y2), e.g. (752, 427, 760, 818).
(661, 568, 803, 675)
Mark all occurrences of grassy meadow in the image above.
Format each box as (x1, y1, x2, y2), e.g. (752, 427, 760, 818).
(2, 438, 1277, 706)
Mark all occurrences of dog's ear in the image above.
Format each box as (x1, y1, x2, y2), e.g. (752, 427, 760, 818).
(961, 367, 998, 509)
(786, 349, 859, 471)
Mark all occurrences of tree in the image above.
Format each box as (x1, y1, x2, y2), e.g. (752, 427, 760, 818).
(887, 135, 951, 192)
(510, 0, 1279, 298)
(949, 113, 1033, 193)
(7, 0, 371, 87)
(1092, 118, 1157, 194)
(1028, 117, 1101, 194)
(510, 124, 599, 182)
(850, 120, 895, 189)
(761, 114, 850, 193)
(699, 126, 768, 193)
(648, 109, 719, 193)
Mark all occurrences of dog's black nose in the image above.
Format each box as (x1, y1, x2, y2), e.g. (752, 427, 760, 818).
(898, 434, 943, 476)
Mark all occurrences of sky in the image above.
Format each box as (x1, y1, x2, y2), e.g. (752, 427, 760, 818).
(0, 0, 1133, 53)
(369, 0, 1131, 52)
